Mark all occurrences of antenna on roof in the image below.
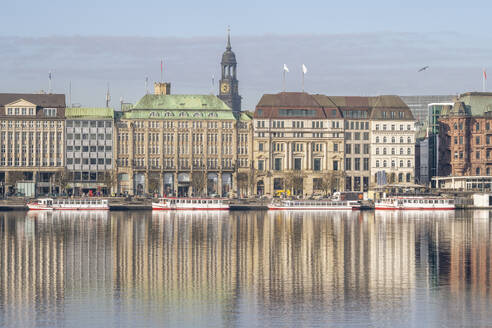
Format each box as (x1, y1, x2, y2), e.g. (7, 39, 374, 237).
(68, 81, 72, 108)
(48, 70, 53, 94)
(105, 83, 111, 108)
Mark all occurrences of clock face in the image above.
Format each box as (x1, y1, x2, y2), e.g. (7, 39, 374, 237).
(221, 82, 230, 93)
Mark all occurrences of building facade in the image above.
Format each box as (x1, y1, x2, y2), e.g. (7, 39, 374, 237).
(370, 97, 416, 186)
(438, 92, 492, 177)
(65, 107, 114, 196)
(401, 95, 454, 123)
(0, 93, 66, 196)
(253, 92, 345, 197)
(115, 88, 252, 196)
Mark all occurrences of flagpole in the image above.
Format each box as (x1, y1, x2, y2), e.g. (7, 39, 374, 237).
(483, 69, 487, 92)
(283, 68, 286, 92)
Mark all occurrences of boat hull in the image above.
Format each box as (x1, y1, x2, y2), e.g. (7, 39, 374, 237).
(375, 206, 454, 210)
(152, 203, 229, 211)
(268, 206, 360, 211)
(27, 204, 53, 211)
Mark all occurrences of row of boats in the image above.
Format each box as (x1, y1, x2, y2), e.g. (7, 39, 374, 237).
(27, 195, 456, 211)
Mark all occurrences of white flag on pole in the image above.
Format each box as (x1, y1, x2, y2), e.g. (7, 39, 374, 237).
(302, 64, 307, 74)
(283, 64, 289, 73)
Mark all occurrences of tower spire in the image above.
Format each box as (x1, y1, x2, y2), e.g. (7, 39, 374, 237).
(226, 26, 231, 51)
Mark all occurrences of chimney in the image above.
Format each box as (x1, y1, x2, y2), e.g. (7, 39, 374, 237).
(154, 82, 171, 95)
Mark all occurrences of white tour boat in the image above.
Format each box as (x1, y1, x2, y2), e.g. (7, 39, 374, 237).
(375, 196, 455, 210)
(27, 198, 109, 211)
(152, 197, 230, 211)
(268, 199, 361, 211)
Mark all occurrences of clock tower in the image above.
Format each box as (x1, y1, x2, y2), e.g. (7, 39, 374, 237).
(218, 29, 241, 112)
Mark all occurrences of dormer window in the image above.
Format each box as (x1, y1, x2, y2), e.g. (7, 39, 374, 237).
(164, 112, 174, 117)
(43, 108, 57, 117)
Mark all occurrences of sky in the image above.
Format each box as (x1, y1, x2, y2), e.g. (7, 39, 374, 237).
(1, 0, 492, 109)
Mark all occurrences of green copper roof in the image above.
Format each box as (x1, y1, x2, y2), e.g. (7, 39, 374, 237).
(133, 94, 231, 111)
(459, 92, 492, 116)
(66, 107, 114, 118)
(122, 109, 236, 120)
(239, 112, 252, 121)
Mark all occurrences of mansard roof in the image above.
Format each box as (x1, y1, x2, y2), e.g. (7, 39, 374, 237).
(0, 93, 65, 108)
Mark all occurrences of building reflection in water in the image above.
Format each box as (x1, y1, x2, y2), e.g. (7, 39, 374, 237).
(0, 210, 490, 327)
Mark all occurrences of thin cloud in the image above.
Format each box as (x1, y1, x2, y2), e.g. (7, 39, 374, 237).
(0, 32, 490, 109)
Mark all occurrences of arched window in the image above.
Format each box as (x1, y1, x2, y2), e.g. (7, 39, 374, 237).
(383, 148, 387, 155)
(407, 148, 411, 155)
(376, 160, 380, 167)
(454, 123, 458, 130)
(391, 160, 396, 168)
(383, 160, 387, 167)
(376, 148, 379, 155)
(399, 160, 403, 167)
(398, 173, 403, 182)
(391, 148, 395, 155)
(376, 136, 380, 143)
(399, 137, 404, 143)
(400, 148, 404, 155)
(383, 136, 387, 143)
(391, 136, 395, 143)
(407, 160, 411, 167)
(164, 112, 174, 117)
(407, 137, 411, 143)
(406, 173, 411, 182)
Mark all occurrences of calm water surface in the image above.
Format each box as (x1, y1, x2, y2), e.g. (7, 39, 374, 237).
(0, 210, 491, 327)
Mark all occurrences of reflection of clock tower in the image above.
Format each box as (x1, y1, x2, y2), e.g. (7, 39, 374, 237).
(218, 29, 241, 112)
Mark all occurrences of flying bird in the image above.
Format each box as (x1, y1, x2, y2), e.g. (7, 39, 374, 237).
(418, 66, 429, 72)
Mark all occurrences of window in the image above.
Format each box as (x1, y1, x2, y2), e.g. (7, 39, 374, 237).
(354, 144, 360, 154)
(476, 151, 480, 159)
(476, 123, 480, 131)
(376, 160, 380, 168)
(258, 143, 264, 151)
(476, 167, 481, 175)
(334, 143, 338, 152)
(313, 158, 321, 171)
(333, 160, 338, 171)
(459, 136, 463, 144)
(294, 158, 302, 170)
(363, 144, 369, 154)
(363, 132, 369, 140)
(363, 158, 369, 171)
(354, 158, 360, 170)
(345, 158, 351, 170)
(454, 136, 458, 144)
(476, 136, 480, 145)
(274, 158, 282, 171)
(345, 144, 351, 154)
(376, 148, 379, 155)
(258, 160, 264, 171)
(376, 136, 380, 143)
